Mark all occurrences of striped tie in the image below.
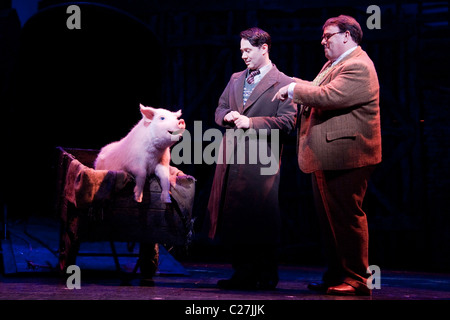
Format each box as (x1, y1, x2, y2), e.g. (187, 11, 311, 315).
(312, 64, 333, 86)
(247, 69, 260, 84)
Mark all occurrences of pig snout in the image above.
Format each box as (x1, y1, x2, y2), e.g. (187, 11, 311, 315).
(168, 118, 186, 142)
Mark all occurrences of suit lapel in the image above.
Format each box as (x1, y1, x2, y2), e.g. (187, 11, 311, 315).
(243, 65, 278, 113)
(318, 46, 362, 86)
(233, 71, 246, 113)
(300, 47, 363, 117)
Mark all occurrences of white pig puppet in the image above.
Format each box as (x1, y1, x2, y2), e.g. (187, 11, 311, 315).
(94, 104, 186, 203)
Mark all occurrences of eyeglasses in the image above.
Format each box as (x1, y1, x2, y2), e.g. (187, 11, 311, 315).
(321, 31, 344, 42)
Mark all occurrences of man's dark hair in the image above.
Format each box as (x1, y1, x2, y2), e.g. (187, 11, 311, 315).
(240, 27, 272, 52)
(323, 15, 363, 45)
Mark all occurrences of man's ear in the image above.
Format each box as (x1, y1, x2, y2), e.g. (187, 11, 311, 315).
(343, 30, 350, 43)
(261, 43, 269, 55)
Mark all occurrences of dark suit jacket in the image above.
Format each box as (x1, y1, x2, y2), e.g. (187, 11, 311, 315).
(215, 65, 297, 132)
(206, 64, 297, 245)
(293, 46, 382, 173)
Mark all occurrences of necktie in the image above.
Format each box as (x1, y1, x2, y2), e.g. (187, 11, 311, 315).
(247, 69, 260, 84)
(312, 64, 333, 86)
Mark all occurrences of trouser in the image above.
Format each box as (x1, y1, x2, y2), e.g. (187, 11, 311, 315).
(312, 165, 375, 293)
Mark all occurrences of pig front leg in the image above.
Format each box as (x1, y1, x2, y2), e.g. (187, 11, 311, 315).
(155, 163, 171, 203)
(134, 174, 146, 203)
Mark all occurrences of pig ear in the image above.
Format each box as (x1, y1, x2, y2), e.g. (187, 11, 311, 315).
(174, 109, 182, 118)
(140, 104, 156, 125)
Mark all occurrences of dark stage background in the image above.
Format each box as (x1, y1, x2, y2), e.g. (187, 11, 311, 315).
(1, 0, 449, 272)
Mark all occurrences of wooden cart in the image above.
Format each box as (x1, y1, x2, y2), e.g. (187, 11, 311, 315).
(55, 147, 195, 279)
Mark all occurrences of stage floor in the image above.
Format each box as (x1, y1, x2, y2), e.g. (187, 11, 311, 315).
(1, 262, 450, 300)
(1, 217, 450, 301)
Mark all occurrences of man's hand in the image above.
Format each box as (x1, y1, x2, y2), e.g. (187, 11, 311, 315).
(234, 115, 250, 129)
(224, 111, 240, 123)
(272, 84, 291, 102)
(223, 111, 250, 129)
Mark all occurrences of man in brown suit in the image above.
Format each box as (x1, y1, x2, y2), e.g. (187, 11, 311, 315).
(206, 27, 297, 290)
(273, 15, 382, 295)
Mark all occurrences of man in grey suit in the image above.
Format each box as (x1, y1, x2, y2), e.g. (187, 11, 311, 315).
(273, 15, 382, 296)
(205, 27, 297, 290)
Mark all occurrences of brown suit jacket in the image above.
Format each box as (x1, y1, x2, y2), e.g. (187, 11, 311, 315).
(293, 46, 382, 173)
(215, 64, 297, 131)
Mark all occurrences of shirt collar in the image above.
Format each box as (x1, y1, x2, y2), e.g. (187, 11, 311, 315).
(331, 46, 358, 67)
(247, 61, 272, 78)
(258, 61, 272, 77)
(247, 61, 272, 81)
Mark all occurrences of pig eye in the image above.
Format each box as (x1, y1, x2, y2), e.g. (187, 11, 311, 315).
(160, 116, 165, 120)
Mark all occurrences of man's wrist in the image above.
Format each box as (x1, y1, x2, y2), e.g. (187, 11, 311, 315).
(288, 82, 296, 99)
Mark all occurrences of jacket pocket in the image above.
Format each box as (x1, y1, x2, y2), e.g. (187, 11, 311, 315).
(326, 129, 357, 142)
